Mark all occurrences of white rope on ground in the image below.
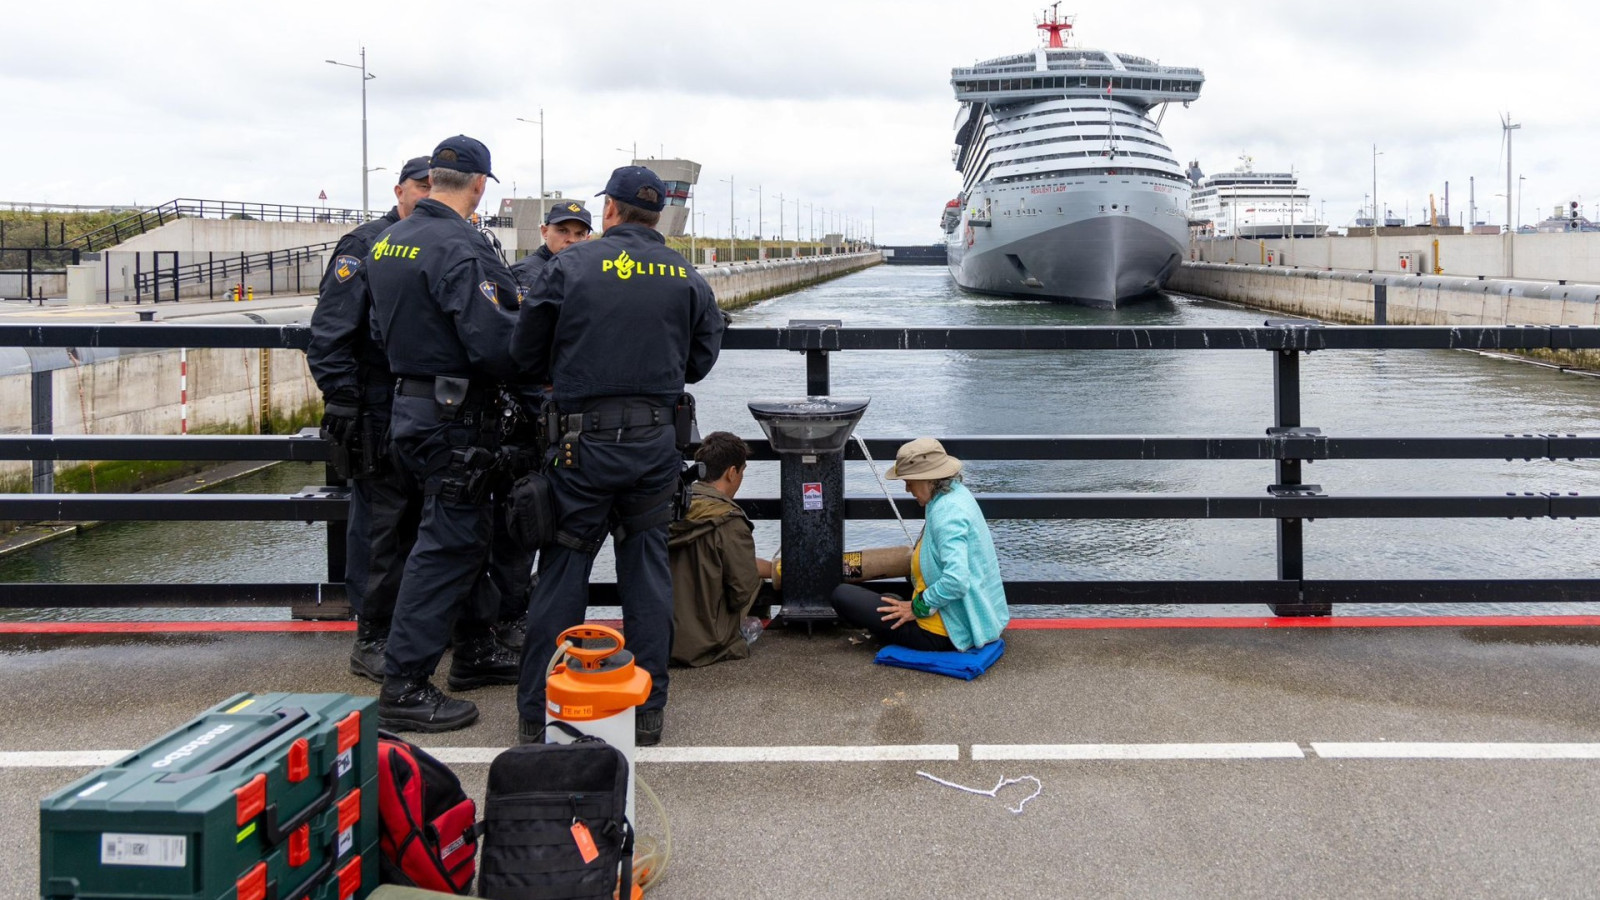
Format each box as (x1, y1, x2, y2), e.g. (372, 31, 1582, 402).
(916, 770, 1043, 815)
(854, 433, 916, 545)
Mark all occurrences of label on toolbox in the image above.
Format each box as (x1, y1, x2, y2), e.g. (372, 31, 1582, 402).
(100, 832, 187, 867)
(338, 747, 353, 778)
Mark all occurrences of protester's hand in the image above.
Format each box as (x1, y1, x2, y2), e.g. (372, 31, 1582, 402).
(755, 557, 774, 579)
(320, 389, 360, 445)
(877, 595, 915, 629)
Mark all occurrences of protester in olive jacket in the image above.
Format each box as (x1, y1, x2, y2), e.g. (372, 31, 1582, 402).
(668, 432, 772, 667)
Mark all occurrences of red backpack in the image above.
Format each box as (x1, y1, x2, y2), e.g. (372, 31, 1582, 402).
(377, 731, 480, 894)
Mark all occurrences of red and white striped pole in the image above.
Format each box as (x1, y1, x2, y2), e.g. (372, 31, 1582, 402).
(179, 348, 188, 435)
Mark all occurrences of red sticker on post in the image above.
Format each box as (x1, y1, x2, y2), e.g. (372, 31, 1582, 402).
(570, 821, 600, 864)
(802, 482, 823, 511)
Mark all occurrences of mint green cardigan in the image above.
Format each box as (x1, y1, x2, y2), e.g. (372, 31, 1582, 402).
(913, 482, 1010, 650)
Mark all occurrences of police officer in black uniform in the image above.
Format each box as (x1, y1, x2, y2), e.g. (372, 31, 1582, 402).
(478, 200, 596, 649)
(307, 155, 431, 682)
(511, 166, 725, 746)
(366, 135, 522, 733)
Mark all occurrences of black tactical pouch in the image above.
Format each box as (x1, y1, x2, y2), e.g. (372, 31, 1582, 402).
(673, 461, 704, 523)
(433, 376, 473, 422)
(673, 392, 698, 452)
(505, 471, 558, 552)
(439, 446, 499, 504)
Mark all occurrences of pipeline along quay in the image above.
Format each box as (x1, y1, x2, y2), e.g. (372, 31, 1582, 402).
(5, 266, 1600, 896)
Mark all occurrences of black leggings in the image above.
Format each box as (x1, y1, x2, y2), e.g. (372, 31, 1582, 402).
(830, 584, 957, 652)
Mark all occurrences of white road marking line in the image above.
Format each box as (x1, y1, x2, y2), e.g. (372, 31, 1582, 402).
(0, 751, 129, 767)
(1312, 742, 1600, 759)
(973, 743, 1307, 760)
(638, 745, 962, 763)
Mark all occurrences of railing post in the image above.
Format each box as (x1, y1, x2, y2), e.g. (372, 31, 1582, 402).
(1374, 282, 1388, 325)
(30, 364, 53, 494)
(1269, 340, 1331, 616)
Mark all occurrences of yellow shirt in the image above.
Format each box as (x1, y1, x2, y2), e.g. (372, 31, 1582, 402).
(910, 537, 947, 636)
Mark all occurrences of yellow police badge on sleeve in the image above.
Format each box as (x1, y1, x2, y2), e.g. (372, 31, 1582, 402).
(333, 255, 361, 283)
(479, 280, 500, 306)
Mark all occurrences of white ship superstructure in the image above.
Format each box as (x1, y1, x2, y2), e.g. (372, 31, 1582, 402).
(1188, 156, 1326, 238)
(943, 9, 1203, 307)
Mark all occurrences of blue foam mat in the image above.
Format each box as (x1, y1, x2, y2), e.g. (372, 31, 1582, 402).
(874, 638, 1005, 680)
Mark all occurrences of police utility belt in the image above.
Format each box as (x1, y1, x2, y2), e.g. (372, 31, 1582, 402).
(395, 375, 496, 423)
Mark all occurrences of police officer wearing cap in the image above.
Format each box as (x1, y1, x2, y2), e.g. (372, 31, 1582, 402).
(511, 166, 725, 746)
(477, 200, 596, 648)
(366, 135, 522, 733)
(307, 155, 431, 683)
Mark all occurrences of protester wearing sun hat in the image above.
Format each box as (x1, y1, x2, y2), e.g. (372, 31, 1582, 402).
(830, 438, 1009, 651)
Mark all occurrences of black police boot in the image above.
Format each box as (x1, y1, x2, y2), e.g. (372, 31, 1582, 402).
(348, 620, 388, 685)
(378, 677, 478, 734)
(447, 634, 520, 691)
(493, 617, 527, 653)
(636, 708, 664, 747)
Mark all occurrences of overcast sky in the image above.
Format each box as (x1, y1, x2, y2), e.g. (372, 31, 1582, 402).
(4, 0, 1597, 243)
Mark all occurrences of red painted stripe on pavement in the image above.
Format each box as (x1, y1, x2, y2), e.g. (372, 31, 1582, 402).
(1008, 615, 1600, 630)
(0, 621, 357, 634)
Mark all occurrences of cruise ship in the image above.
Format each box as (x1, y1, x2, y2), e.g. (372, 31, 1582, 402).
(943, 9, 1203, 307)
(1187, 155, 1327, 238)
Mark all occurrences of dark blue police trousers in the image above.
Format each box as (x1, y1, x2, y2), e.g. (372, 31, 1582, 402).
(384, 393, 497, 680)
(517, 425, 679, 720)
(343, 380, 419, 628)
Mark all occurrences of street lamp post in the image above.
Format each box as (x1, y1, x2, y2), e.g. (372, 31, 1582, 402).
(1371, 144, 1383, 270)
(1517, 174, 1525, 232)
(515, 110, 545, 220)
(326, 46, 376, 218)
(776, 192, 785, 259)
(749, 185, 764, 259)
(719, 176, 735, 263)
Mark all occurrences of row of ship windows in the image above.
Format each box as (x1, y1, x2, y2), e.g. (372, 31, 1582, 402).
(991, 118, 1167, 142)
(957, 75, 1200, 94)
(996, 105, 1155, 124)
(983, 131, 1174, 156)
(987, 167, 1189, 187)
(979, 149, 1179, 182)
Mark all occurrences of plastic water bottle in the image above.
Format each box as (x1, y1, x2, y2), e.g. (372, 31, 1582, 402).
(740, 616, 764, 644)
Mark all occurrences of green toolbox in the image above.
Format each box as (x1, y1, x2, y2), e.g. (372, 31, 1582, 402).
(40, 692, 379, 900)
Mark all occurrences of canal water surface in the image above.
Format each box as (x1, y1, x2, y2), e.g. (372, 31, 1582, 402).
(6, 264, 1600, 619)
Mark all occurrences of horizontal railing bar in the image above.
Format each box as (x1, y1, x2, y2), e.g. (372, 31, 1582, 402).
(9, 324, 1600, 353)
(1, 434, 1591, 464)
(722, 325, 1600, 352)
(3, 579, 1595, 609)
(0, 493, 347, 521)
(0, 324, 311, 350)
(739, 493, 1580, 520)
(0, 434, 330, 461)
(0, 492, 1584, 523)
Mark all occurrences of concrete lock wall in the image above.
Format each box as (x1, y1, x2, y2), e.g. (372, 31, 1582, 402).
(0, 341, 320, 491)
(1193, 232, 1600, 283)
(701, 251, 881, 307)
(111, 219, 353, 255)
(1170, 262, 1600, 327)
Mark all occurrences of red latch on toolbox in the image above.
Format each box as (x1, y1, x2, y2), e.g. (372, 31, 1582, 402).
(338, 787, 362, 832)
(289, 823, 310, 867)
(337, 855, 362, 899)
(287, 737, 310, 783)
(237, 862, 267, 900)
(234, 773, 266, 826)
(337, 711, 361, 754)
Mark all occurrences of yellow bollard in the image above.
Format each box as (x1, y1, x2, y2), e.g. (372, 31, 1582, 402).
(246, 286, 254, 301)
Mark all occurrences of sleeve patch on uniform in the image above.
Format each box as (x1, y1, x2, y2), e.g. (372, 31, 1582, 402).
(333, 255, 361, 283)
(479, 280, 500, 306)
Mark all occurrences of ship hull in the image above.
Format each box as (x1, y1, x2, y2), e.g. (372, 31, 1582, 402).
(945, 186, 1187, 308)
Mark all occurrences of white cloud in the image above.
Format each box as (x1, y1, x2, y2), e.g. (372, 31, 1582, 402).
(3, 0, 1597, 240)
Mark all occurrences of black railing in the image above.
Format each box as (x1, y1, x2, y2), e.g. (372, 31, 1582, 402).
(0, 247, 82, 301)
(2, 321, 1600, 617)
(129, 241, 338, 303)
(59, 199, 374, 253)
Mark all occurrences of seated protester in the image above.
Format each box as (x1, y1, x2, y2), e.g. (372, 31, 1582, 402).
(669, 432, 773, 667)
(830, 438, 1008, 651)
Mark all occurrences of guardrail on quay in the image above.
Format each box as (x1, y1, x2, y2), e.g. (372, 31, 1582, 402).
(2, 321, 1599, 618)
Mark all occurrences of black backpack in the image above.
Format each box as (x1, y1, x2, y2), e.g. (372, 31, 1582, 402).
(478, 721, 635, 900)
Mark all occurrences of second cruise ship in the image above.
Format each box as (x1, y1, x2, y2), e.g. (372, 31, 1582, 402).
(943, 9, 1204, 307)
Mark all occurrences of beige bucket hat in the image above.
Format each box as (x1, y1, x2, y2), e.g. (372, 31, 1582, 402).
(885, 437, 963, 481)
